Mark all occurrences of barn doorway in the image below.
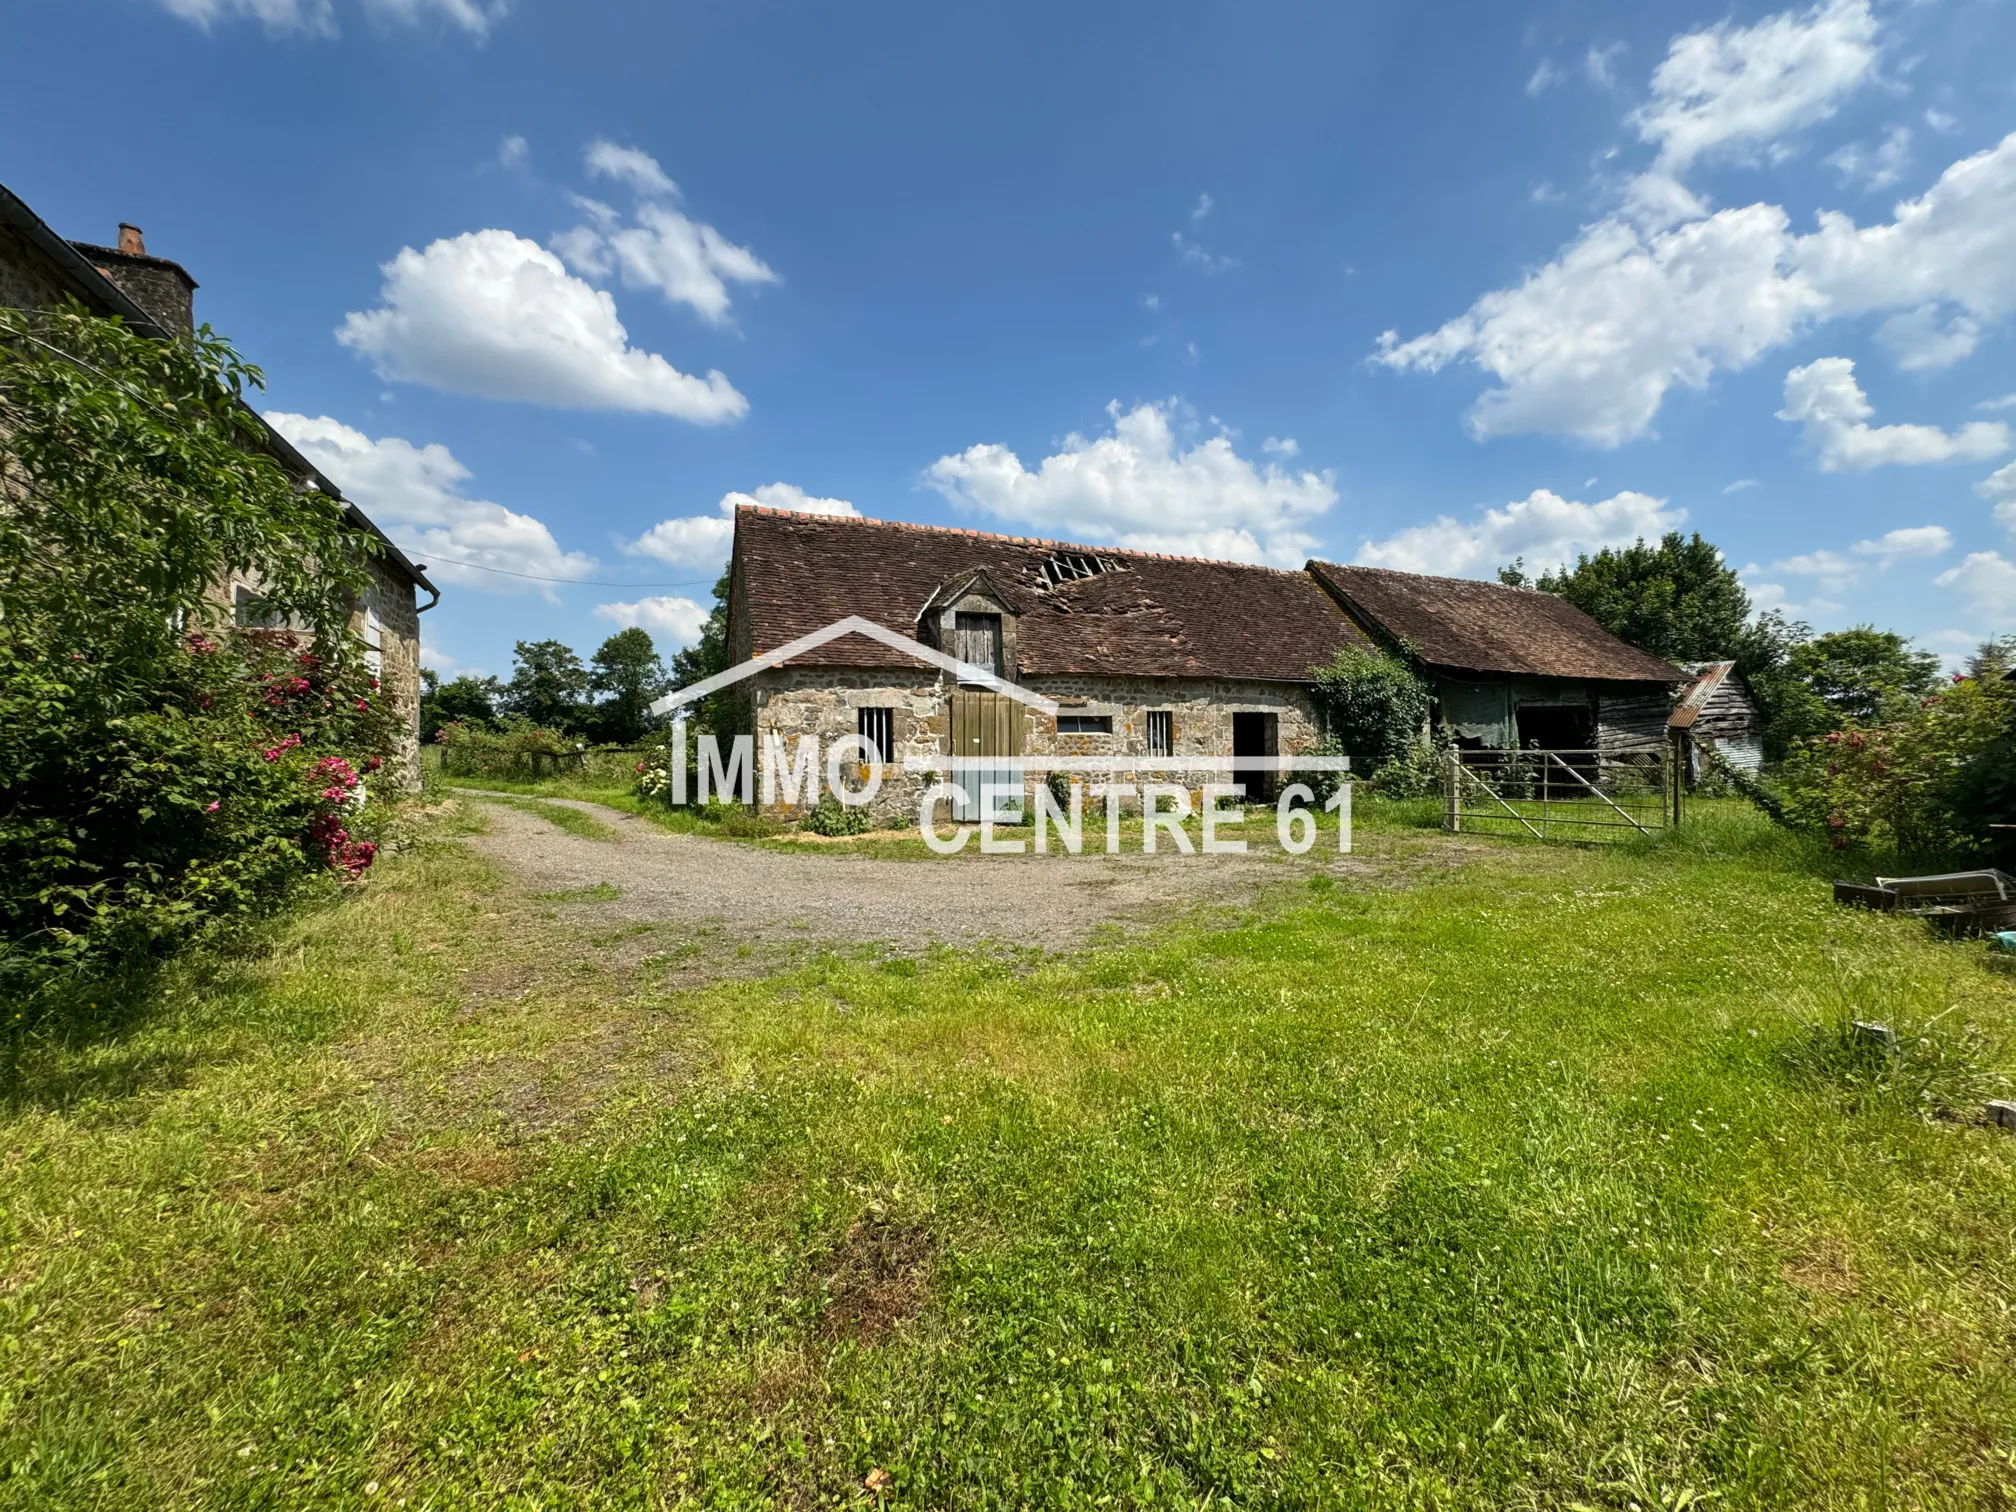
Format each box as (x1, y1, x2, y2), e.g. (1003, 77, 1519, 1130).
(948, 688, 1023, 821)
(1514, 703, 1594, 751)
(1232, 711, 1278, 802)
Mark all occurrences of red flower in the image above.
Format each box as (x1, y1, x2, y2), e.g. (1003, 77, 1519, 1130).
(355, 698, 371, 712)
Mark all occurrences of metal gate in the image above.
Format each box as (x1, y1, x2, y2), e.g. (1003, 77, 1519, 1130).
(1444, 744, 1680, 841)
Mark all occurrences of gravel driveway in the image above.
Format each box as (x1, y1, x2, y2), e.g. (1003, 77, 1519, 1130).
(461, 795, 1346, 958)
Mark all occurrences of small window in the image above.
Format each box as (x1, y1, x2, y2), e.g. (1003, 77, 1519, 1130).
(1057, 714, 1113, 735)
(1146, 710, 1173, 757)
(360, 609, 384, 680)
(857, 707, 895, 765)
(233, 584, 283, 628)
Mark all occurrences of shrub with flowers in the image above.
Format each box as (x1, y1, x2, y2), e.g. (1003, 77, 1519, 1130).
(1780, 672, 2016, 858)
(1, 303, 400, 1003)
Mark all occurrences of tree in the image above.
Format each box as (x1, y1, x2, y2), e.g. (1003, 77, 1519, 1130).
(0, 303, 395, 990)
(668, 566, 736, 731)
(1781, 627, 1941, 729)
(587, 628, 670, 745)
(499, 640, 590, 732)
(1534, 532, 1754, 662)
(420, 670, 503, 741)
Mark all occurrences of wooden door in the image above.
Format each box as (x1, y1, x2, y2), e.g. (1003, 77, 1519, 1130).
(948, 689, 1023, 820)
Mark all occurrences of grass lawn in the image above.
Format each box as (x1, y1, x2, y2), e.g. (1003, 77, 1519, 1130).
(4, 801, 2014, 1509)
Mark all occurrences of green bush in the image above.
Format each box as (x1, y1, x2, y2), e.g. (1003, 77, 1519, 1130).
(1311, 647, 1432, 777)
(435, 716, 586, 780)
(1779, 672, 2015, 857)
(805, 793, 874, 836)
(0, 305, 397, 999)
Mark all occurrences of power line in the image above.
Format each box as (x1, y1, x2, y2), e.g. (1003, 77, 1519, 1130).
(398, 550, 718, 590)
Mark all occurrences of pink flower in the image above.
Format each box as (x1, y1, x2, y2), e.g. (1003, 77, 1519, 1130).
(204, 800, 220, 813)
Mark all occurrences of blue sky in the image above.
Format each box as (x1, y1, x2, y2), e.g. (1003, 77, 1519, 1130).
(9, 0, 2016, 677)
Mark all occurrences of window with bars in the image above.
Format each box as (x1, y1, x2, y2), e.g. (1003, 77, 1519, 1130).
(1146, 709, 1173, 757)
(857, 707, 895, 765)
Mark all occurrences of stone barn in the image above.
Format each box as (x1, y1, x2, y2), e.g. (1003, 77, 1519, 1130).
(720, 508, 1371, 820)
(1305, 562, 1688, 752)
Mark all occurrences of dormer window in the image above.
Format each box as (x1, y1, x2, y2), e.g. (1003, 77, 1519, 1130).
(953, 611, 1002, 676)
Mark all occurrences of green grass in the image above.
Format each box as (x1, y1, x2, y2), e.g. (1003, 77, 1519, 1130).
(4, 802, 2015, 1508)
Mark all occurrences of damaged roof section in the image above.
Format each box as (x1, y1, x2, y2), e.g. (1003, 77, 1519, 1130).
(1307, 562, 1684, 685)
(733, 508, 1371, 680)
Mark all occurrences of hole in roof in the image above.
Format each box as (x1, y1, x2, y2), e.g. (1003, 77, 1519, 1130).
(1041, 552, 1124, 588)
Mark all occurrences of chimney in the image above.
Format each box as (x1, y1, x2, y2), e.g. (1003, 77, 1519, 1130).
(73, 222, 199, 337)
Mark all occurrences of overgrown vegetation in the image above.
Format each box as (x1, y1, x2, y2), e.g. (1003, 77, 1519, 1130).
(4, 802, 2013, 1507)
(1780, 663, 2016, 858)
(1310, 646, 1433, 778)
(0, 305, 398, 999)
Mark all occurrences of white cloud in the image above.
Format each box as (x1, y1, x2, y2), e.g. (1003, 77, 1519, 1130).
(1978, 394, 2016, 413)
(1191, 193, 1215, 222)
(1979, 461, 2016, 534)
(1379, 132, 2016, 443)
(364, 0, 504, 35)
(497, 134, 527, 169)
(1925, 108, 1958, 134)
(1773, 547, 1860, 590)
(626, 482, 858, 572)
(1778, 358, 2010, 470)
(337, 230, 747, 421)
(551, 142, 777, 326)
(1933, 552, 2016, 620)
(1353, 488, 1683, 578)
(1873, 304, 1983, 373)
(584, 140, 678, 198)
(595, 596, 711, 645)
(1723, 477, 1759, 493)
(1262, 436, 1300, 457)
(1526, 58, 1564, 96)
(1172, 232, 1238, 275)
(1377, 204, 1823, 446)
(154, 0, 502, 35)
(1586, 42, 1627, 89)
(1631, 0, 1878, 173)
(1853, 525, 1952, 565)
(1826, 124, 1910, 191)
(155, 0, 333, 32)
(1529, 180, 1567, 205)
(925, 402, 1334, 567)
(266, 412, 594, 600)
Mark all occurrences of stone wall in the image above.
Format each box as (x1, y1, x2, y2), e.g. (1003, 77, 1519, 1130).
(356, 557, 423, 789)
(746, 667, 1325, 822)
(0, 225, 69, 314)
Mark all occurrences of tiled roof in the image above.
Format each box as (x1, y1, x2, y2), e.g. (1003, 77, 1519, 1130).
(734, 509, 1371, 680)
(1308, 562, 1685, 684)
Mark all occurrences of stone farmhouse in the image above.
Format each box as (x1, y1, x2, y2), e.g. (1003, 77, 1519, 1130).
(0, 181, 437, 784)
(717, 508, 1694, 818)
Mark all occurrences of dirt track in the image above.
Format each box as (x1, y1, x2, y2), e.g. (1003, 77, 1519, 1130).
(460, 795, 1360, 960)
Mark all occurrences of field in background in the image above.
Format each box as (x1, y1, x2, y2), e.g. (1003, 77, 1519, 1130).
(4, 798, 2013, 1508)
